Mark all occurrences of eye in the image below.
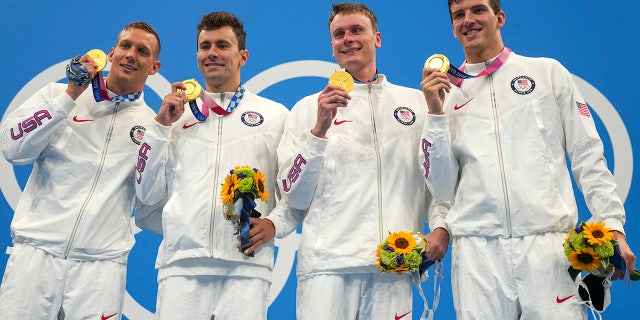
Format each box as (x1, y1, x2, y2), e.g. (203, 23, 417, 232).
(472, 7, 486, 14)
(452, 12, 464, 20)
(352, 27, 363, 35)
(333, 30, 345, 39)
(138, 48, 150, 56)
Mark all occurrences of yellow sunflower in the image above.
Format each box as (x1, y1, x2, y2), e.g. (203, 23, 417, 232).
(387, 231, 416, 254)
(220, 174, 239, 204)
(568, 247, 601, 272)
(254, 170, 269, 202)
(583, 221, 614, 246)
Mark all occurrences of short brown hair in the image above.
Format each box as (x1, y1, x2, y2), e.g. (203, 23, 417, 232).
(197, 12, 247, 51)
(119, 21, 161, 59)
(328, 2, 378, 32)
(448, 0, 501, 22)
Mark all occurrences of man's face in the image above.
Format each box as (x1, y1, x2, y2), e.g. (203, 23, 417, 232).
(107, 28, 160, 93)
(197, 26, 248, 91)
(329, 12, 381, 71)
(450, 0, 504, 55)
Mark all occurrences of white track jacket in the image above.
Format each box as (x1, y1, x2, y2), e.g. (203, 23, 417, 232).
(269, 75, 441, 278)
(1, 83, 157, 263)
(420, 52, 626, 238)
(135, 89, 288, 281)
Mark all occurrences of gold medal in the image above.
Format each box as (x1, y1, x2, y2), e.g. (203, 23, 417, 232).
(223, 203, 239, 221)
(328, 70, 354, 93)
(412, 232, 430, 253)
(182, 79, 202, 101)
(424, 54, 450, 74)
(87, 49, 107, 72)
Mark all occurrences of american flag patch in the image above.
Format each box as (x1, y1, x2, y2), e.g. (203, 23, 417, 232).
(576, 101, 591, 117)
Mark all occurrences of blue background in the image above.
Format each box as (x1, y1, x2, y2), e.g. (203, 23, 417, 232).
(1, 1, 638, 319)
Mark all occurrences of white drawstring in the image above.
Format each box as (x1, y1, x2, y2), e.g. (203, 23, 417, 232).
(413, 260, 443, 320)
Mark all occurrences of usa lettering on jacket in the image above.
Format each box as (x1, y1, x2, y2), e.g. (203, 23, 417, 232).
(281, 154, 306, 192)
(9, 110, 52, 140)
(421, 138, 432, 180)
(136, 142, 151, 184)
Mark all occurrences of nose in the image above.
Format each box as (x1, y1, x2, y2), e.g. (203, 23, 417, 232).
(463, 10, 475, 25)
(343, 31, 354, 42)
(207, 47, 219, 59)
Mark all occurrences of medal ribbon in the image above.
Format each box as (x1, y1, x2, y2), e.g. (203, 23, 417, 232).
(90, 72, 142, 102)
(189, 85, 246, 121)
(447, 47, 511, 87)
(346, 69, 379, 84)
(239, 196, 262, 249)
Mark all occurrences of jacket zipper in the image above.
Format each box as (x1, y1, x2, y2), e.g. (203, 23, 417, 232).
(366, 85, 384, 243)
(64, 102, 120, 258)
(489, 74, 513, 236)
(209, 94, 225, 256)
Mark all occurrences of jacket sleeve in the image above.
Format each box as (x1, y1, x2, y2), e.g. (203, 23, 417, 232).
(266, 200, 307, 238)
(276, 97, 327, 210)
(427, 198, 451, 233)
(556, 64, 627, 234)
(134, 120, 171, 207)
(134, 196, 166, 235)
(1, 83, 76, 165)
(420, 113, 459, 201)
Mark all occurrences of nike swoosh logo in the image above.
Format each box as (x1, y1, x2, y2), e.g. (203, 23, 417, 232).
(556, 294, 575, 303)
(72, 115, 93, 123)
(453, 98, 474, 110)
(101, 313, 118, 320)
(333, 119, 352, 125)
(183, 122, 199, 129)
(395, 311, 411, 320)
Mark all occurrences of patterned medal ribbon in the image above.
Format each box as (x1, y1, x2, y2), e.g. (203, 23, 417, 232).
(345, 69, 379, 84)
(189, 85, 246, 121)
(90, 73, 141, 103)
(448, 47, 511, 87)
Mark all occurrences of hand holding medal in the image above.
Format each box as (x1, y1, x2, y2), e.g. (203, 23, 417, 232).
(66, 48, 107, 86)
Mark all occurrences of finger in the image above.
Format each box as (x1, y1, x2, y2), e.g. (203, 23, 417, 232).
(242, 238, 262, 255)
(171, 82, 187, 93)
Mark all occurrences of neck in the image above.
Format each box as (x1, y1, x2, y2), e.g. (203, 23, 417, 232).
(105, 76, 141, 95)
(206, 77, 241, 93)
(346, 65, 378, 84)
(464, 42, 505, 64)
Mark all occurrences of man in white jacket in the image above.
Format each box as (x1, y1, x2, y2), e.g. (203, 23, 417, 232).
(420, 0, 636, 319)
(244, 3, 450, 320)
(0, 22, 162, 319)
(134, 12, 288, 320)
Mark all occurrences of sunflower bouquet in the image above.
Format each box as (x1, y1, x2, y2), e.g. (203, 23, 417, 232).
(564, 221, 639, 279)
(563, 221, 639, 313)
(220, 165, 269, 256)
(376, 231, 432, 274)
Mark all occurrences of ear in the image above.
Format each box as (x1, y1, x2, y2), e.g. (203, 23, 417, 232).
(239, 49, 249, 67)
(375, 31, 382, 48)
(148, 60, 161, 75)
(108, 47, 115, 62)
(496, 11, 505, 28)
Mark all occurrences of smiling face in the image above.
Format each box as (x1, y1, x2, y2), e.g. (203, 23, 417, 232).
(197, 26, 248, 93)
(106, 28, 161, 95)
(329, 12, 381, 81)
(450, 0, 505, 63)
